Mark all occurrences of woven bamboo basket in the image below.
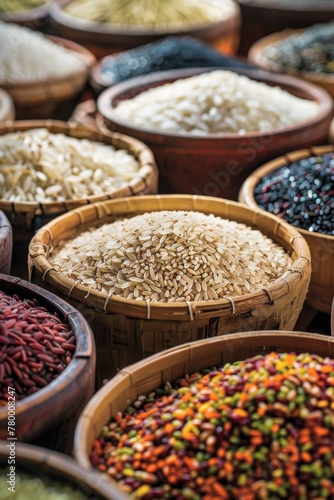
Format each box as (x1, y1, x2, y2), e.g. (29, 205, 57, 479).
(237, 0, 334, 56)
(0, 212, 12, 275)
(248, 29, 334, 98)
(0, 89, 15, 123)
(239, 145, 334, 315)
(50, 0, 241, 59)
(0, 441, 128, 500)
(1, 35, 95, 120)
(74, 330, 334, 478)
(0, 274, 95, 453)
(29, 195, 311, 387)
(97, 67, 333, 199)
(0, 119, 158, 280)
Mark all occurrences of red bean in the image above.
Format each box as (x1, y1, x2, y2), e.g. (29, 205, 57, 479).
(0, 290, 76, 403)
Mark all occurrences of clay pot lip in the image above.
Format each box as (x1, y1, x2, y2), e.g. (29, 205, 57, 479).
(0, 273, 94, 415)
(51, 0, 241, 39)
(0, 0, 51, 23)
(97, 66, 333, 144)
(237, 0, 334, 13)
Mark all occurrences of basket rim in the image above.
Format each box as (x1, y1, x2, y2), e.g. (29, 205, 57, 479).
(51, 0, 241, 39)
(0, 119, 157, 213)
(28, 194, 311, 320)
(248, 28, 334, 86)
(238, 145, 334, 242)
(238, 0, 334, 13)
(0, 441, 128, 500)
(0, 273, 94, 417)
(0, 35, 95, 89)
(97, 66, 333, 142)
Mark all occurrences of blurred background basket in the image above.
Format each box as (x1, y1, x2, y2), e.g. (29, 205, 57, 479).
(0, 274, 95, 453)
(50, 0, 241, 58)
(239, 145, 334, 315)
(248, 29, 334, 98)
(74, 330, 334, 475)
(0, 441, 129, 500)
(0, 0, 52, 29)
(1, 35, 95, 120)
(29, 195, 311, 386)
(237, 0, 334, 56)
(97, 67, 333, 200)
(0, 119, 158, 279)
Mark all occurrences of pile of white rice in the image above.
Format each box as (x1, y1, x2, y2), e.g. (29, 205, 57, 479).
(114, 70, 319, 135)
(0, 21, 87, 84)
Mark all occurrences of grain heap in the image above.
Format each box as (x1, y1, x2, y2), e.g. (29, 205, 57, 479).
(0, 0, 45, 12)
(254, 153, 334, 236)
(263, 22, 334, 75)
(63, 0, 233, 28)
(90, 352, 334, 499)
(113, 70, 319, 135)
(0, 128, 140, 202)
(49, 210, 293, 303)
(0, 21, 86, 84)
(0, 291, 75, 404)
(0, 469, 97, 499)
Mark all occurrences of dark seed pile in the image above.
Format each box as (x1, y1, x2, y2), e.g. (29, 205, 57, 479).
(0, 291, 76, 404)
(254, 153, 334, 235)
(263, 22, 334, 75)
(99, 36, 252, 86)
(90, 352, 334, 499)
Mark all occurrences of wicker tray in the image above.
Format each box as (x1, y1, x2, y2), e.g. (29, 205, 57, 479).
(29, 195, 311, 386)
(74, 329, 334, 477)
(248, 29, 334, 98)
(239, 145, 334, 315)
(0, 274, 95, 453)
(1, 35, 95, 119)
(0, 441, 127, 499)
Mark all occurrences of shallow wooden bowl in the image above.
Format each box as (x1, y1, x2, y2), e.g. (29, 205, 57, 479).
(0, 88, 15, 123)
(97, 67, 333, 200)
(0, 274, 95, 452)
(249, 29, 334, 98)
(237, 0, 334, 56)
(239, 145, 334, 314)
(50, 0, 241, 58)
(1, 35, 95, 119)
(0, 441, 128, 499)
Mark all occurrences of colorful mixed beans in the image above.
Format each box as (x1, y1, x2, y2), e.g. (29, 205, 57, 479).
(254, 153, 334, 235)
(0, 291, 76, 404)
(90, 352, 334, 499)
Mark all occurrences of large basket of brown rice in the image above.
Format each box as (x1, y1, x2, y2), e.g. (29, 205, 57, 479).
(28, 195, 311, 386)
